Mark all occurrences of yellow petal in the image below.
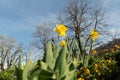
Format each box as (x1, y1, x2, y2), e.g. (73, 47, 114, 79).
(54, 24, 67, 36)
(59, 40, 66, 46)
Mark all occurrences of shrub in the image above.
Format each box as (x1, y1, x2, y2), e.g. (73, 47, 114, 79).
(0, 69, 15, 80)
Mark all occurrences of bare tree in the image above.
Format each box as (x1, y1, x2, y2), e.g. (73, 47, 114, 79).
(0, 35, 22, 71)
(32, 22, 53, 51)
(58, 0, 108, 50)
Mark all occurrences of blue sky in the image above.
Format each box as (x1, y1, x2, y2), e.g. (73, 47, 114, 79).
(0, 0, 67, 45)
(0, 0, 120, 45)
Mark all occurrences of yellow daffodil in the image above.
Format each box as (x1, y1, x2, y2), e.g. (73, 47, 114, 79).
(91, 50, 97, 55)
(104, 49, 109, 52)
(29, 61, 32, 64)
(114, 44, 120, 49)
(80, 67, 83, 70)
(77, 78, 84, 80)
(84, 68, 90, 75)
(59, 40, 66, 46)
(111, 48, 114, 53)
(89, 29, 98, 41)
(100, 60, 105, 63)
(54, 24, 67, 36)
(94, 64, 98, 70)
(95, 70, 99, 73)
(107, 59, 111, 63)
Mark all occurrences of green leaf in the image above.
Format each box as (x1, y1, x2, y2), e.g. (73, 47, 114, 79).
(44, 42, 54, 69)
(65, 71, 76, 80)
(30, 69, 56, 80)
(14, 65, 23, 80)
(53, 44, 59, 60)
(23, 61, 37, 80)
(54, 45, 67, 79)
(39, 60, 48, 70)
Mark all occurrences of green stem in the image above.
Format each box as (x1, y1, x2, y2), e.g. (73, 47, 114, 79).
(58, 36, 60, 42)
(89, 40, 93, 55)
(77, 36, 83, 54)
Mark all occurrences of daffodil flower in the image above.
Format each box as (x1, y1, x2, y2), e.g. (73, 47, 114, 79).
(54, 24, 67, 36)
(89, 29, 98, 41)
(59, 40, 66, 46)
(91, 49, 97, 55)
(77, 78, 84, 80)
(84, 68, 90, 75)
